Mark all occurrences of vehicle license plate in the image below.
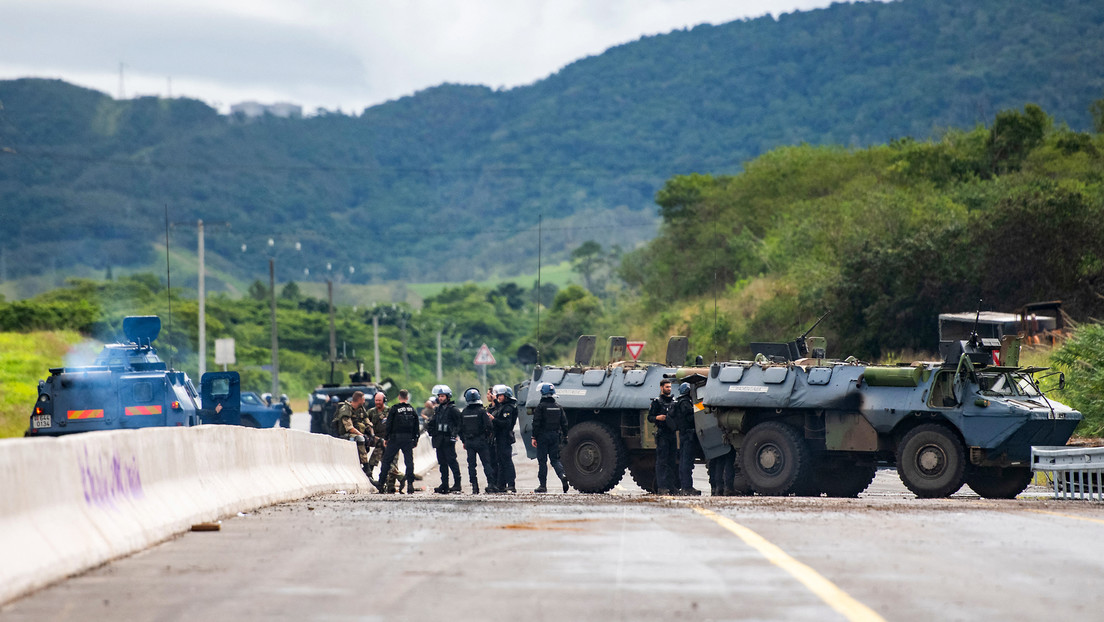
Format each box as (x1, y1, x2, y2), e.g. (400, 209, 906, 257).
(32, 414, 52, 428)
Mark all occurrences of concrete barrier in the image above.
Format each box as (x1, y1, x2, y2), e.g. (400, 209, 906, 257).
(0, 425, 368, 605)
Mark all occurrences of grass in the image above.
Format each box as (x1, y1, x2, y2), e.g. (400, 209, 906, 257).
(0, 330, 84, 438)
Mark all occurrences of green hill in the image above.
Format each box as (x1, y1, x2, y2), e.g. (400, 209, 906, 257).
(1, 0, 1103, 296)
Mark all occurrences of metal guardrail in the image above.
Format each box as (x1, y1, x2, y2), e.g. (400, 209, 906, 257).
(1031, 446, 1104, 501)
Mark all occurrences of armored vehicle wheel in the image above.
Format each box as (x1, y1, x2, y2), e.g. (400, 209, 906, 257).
(627, 452, 656, 493)
(966, 466, 1033, 499)
(740, 422, 812, 496)
(815, 464, 876, 498)
(896, 424, 966, 498)
(562, 421, 628, 494)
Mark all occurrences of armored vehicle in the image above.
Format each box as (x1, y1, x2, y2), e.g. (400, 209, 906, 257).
(26, 316, 241, 437)
(518, 336, 692, 493)
(520, 327, 1082, 499)
(307, 362, 388, 436)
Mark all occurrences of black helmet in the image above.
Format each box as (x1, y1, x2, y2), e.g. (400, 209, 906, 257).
(678, 382, 691, 396)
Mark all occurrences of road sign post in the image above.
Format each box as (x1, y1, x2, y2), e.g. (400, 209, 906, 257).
(474, 343, 496, 392)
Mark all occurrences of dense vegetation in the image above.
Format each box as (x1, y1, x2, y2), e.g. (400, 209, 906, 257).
(3, 0, 1104, 298)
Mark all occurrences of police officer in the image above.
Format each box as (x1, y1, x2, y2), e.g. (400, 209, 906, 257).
(648, 378, 678, 495)
(377, 389, 421, 494)
(671, 382, 702, 495)
(708, 445, 737, 496)
(459, 387, 498, 494)
(489, 384, 518, 493)
(366, 392, 403, 492)
(335, 390, 375, 477)
(530, 383, 570, 493)
(278, 393, 293, 429)
(428, 386, 463, 494)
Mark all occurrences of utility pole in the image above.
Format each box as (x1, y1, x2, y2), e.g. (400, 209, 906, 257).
(328, 280, 337, 362)
(373, 314, 381, 382)
(198, 219, 205, 377)
(270, 258, 279, 395)
(436, 328, 443, 382)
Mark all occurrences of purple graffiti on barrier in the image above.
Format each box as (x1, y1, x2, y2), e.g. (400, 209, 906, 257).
(79, 446, 145, 509)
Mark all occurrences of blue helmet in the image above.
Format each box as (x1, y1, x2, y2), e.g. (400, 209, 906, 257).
(464, 387, 482, 404)
(539, 383, 555, 396)
(678, 382, 691, 396)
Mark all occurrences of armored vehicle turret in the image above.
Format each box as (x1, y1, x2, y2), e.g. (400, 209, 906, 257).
(26, 316, 241, 436)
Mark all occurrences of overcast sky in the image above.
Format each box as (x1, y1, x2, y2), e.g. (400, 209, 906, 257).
(1, 0, 841, 114)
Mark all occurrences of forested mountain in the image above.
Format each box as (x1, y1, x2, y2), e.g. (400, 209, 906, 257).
(1, 0, 1102, 297)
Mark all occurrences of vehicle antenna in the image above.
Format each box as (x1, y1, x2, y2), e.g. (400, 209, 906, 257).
(712, 216, 719, 362)
(164, 204, 173, 369)
(536, 213, 542, 365)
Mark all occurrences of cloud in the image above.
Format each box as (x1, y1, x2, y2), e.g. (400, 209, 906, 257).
(0, 0, 839, 112)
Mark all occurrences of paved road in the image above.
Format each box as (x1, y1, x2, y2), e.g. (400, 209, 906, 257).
(6, 435, 1104, 621)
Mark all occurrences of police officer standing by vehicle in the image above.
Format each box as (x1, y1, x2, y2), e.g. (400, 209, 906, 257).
(376, 389, 421, 494)
(489, 384, 518, 493)
(459, 388, 499, 494)
(671, 382, 702, 495)
(530, 383, 570, 493)
(335, 391, 375, 478)
(428, 386, 463, 494)
(648, 379, 678, 494)
(278, 394, 293, 429)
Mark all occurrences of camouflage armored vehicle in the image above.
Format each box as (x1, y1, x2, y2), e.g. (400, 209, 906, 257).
(26, 316, 241, 437)
(519, 325, 1081, 499)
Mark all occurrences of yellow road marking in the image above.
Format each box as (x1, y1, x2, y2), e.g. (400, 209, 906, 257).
(1025, 509, 1104, 525)
(693, 506, 886, 622)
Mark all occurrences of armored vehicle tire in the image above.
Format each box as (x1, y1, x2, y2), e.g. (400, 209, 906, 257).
(740, 422, 812, 496)
(628, 452, 656, 493)
(562, 421, 628, 494)
(815, 464, 877, 498)
(966, 466, 1033, 499)
(896, 424, 966, 498)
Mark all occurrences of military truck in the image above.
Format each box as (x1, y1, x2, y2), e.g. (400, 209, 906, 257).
(26, 316, 242, 437)
(307, 362, 389, 436)
(519, 327, 1082, 499)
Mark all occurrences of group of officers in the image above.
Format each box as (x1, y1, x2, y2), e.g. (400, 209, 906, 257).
(332, 376, 736, 497)
(333, 382, 541, 495)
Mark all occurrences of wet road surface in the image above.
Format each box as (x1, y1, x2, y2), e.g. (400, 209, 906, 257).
(6, 429, 1104, 621)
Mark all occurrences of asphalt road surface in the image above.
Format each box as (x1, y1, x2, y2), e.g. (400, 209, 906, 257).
(7, 426, 1104, 621)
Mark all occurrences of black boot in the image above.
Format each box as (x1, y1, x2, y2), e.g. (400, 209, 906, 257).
(561, 476, 570, 493)
(406, 481, 415, 494)
(534, 483, 547, 493)
(435, 483, 450, 494)
(450, 482, 462, 493)
(471, 483, 480, 495)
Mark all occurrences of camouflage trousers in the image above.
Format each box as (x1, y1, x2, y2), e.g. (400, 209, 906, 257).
(367, 443, 403, 489)
(344, 434, 370, 464)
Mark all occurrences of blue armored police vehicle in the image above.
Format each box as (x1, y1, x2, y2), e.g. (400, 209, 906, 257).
(26, 316, 243, 437)
(519, 325, 1082, 499)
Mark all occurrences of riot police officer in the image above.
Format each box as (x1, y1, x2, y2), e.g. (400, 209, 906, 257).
(377, 389, 421, 494)
(530, 383, 570, 493)
(648, 378, 677, 494)
(428, 386, 463, 494)
(278, 393, 293, 429)
(671, 382, 702, 495)
(459, 387, 498, 494)
(489, 384, 518, 493)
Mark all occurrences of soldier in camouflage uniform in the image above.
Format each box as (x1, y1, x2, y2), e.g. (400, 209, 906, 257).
(365, 391, 403, 492)
(334, 391, 375, 477)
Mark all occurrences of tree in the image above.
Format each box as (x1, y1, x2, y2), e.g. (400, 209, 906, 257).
(247, 280, 269, 302)
(987, 104, 1050, 174)
(1091, 97, 1104, 134)
(571, 241, 605, 293)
